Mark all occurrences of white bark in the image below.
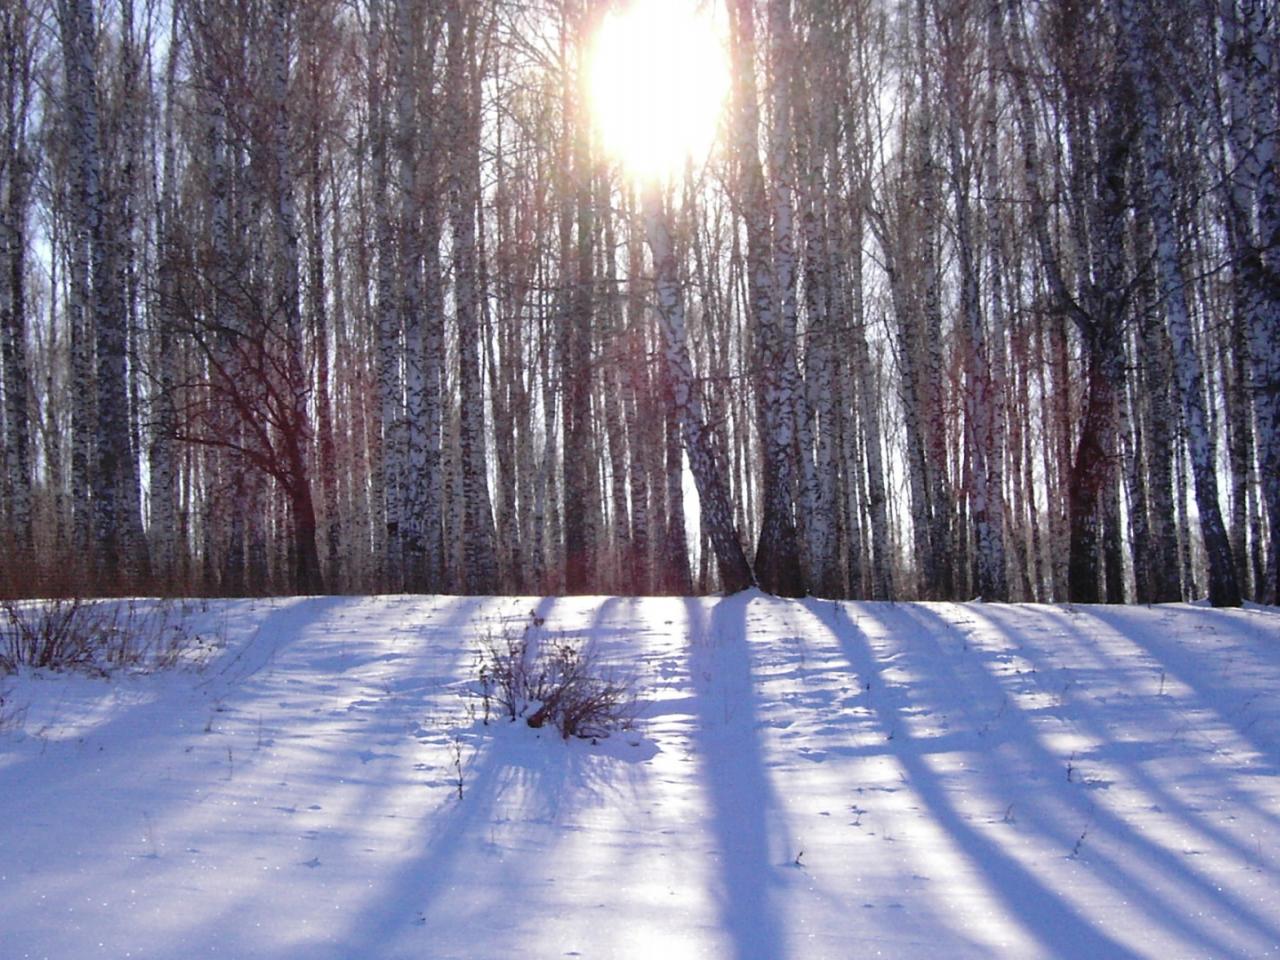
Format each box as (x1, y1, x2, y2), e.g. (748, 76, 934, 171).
(58, 0, 149, 583)
(793, 28, 839, 597)
(1117, 0, 1240, 605)
(729, 0, 802, 595)
(1221, 0, 1280, 601)
(445, 0, 497, 593)
(368, 0, 405, 585)
(641, 186, 753, 593)
(149, 3, 181, 580)
(943, 13, 1006, 601)
(393, 0, 444, 589)
(1, 4, 33, 555)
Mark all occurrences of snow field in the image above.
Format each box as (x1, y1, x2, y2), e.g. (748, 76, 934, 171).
(1, 592, 1278, 958)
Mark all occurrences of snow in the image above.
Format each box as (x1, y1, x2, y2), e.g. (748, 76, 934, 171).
(2, 591, 1279, 959)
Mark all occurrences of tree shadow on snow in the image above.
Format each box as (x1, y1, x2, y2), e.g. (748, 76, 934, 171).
(811, 600, 1148, 959)
(683, 592, 788, 960)
(1079, 603, 1280, 776)
(813, 599, 1280, 958)
(334, 596, 669, 956)
(930, 601, 1280, 954)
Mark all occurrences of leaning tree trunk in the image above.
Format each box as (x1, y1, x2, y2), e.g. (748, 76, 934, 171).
(641, 186, 754, 594)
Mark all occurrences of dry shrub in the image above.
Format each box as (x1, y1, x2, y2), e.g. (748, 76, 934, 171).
(0, 598, 218, 677)
(474, 614, 634, 741)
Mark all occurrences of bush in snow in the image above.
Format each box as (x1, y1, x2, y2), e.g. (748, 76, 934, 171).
(0, 598, 217, 677)
(474, 614, 634, 741)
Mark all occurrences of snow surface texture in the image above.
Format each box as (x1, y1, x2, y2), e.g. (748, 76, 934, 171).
(2, 592, 1278, 959)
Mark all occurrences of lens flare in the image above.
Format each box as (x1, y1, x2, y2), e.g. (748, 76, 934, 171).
(587, 0, 729, 181)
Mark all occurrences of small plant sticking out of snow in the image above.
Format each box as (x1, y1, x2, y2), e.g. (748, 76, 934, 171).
(0, 679, 25, 733)
(451, 734, 465, 800)
(0, 598, 219, 677)
(474, 612, 635, 741)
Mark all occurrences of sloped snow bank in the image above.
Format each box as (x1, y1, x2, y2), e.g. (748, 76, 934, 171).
(2, 593, 1278, 959)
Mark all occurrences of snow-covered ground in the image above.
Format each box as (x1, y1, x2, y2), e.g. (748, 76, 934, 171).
(2, 592, 1278, 959)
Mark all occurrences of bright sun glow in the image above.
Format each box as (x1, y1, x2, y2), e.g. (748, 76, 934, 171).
(587, 0, 730, 182)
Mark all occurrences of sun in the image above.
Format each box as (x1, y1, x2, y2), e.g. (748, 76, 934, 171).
(586, 0, 730, 182)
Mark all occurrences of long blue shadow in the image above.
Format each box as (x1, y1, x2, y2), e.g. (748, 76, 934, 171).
(335, 596, 594, 946)
(814, 599, 1146, 960)
(896, 601, 1280, 954)
(684, 593, 786, 960)
(975, 603, 1280, 842)
(1081, 604, 1280, 775)
(3, 596, 343, 804)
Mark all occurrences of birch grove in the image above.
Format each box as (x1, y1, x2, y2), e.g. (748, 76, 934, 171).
(0, 0, 1274, 608)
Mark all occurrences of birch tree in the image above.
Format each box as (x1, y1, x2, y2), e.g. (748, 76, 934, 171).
(446, 0, 499, 593)
(940, 0, 1007, 600)
(149, 1, 181, 583)
(0, 1, 36, 566)
(1116, 0, 1240, 606)
(1219, 0, 1279, 603)
(561, 2, 596, 594)
(642, 185, 754, 594)
(728, 0, 803, 597)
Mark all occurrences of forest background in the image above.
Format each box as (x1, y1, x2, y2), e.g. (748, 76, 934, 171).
(0, 0, 1276, 607)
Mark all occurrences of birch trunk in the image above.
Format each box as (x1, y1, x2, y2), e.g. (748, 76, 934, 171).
(600, 187, 631, 589)
(149, 4, 181, 582)
(446, 0, 498, 593)
(1135, 205, 1183, 602)
(624, 205, 652, 592)
(1, 4, 33, 559)
(393, 0, 444, 590)
(641, 186, 753, 594)
(116, 0, 149, 582)
(1221, 0, 1280, 602)
(1117, 0, 1240, 606)
(795, 42, 840, 597)
(304, 7, 340, 585)
(369, 0, 403, 588)
(845, 190, 892, 599)
(268, 0, 322, 593)
(942, 10, 1006, 600)
(664, 401, 693, 595)
(729, 0, 803, 596)
(562, 16, 595, 593)
(914, 0, 953, 600)
(59, 0, 149, 586)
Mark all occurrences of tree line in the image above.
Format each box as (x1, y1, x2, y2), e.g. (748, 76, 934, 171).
(0, 0, 1275, 605)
